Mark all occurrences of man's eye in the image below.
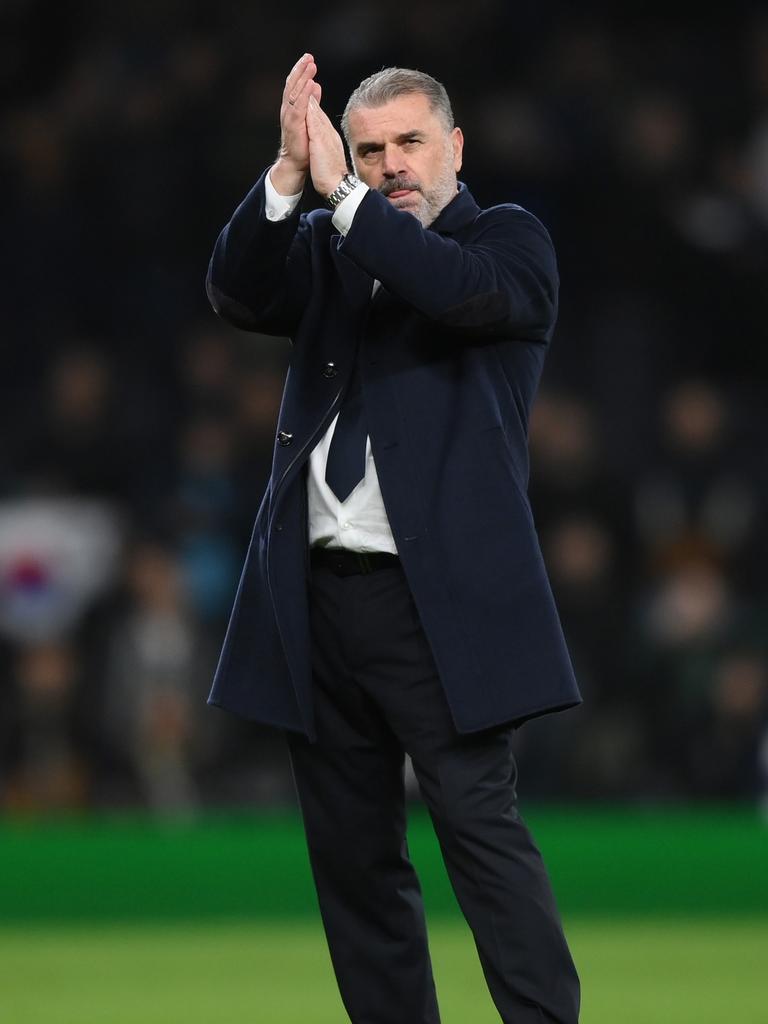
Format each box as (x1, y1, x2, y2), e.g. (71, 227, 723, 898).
(402, 139, 421, 148)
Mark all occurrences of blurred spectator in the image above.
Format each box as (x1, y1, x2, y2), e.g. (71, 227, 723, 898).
(629, 553, 766, 796)
(3, 641, 87, 812)
(683, 649, 768, 798)
(544, 513, 628, 700)
(100, 540, 216, 814)
(19, 347, 122, 496)
(529, 390, 633, 542)
(179, 324, 237, 418)
(633, 379, 763, 594)
(617, 92, 694, 183)
(171, 414, 242, 622)
(517, 511, 648, 798)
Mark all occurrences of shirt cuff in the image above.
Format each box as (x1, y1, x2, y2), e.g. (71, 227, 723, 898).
(265, 168, 302, 222)
(331, 183, 370, 236)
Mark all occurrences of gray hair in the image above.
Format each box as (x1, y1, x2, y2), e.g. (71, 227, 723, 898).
(341, 67, 454, 142)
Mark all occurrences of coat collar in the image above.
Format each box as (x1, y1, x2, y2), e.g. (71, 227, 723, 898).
(429, 181, 480, 236)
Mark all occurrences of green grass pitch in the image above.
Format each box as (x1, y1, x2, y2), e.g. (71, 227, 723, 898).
(1, 808, 766, 1021)
(1, 918, 766, 1023)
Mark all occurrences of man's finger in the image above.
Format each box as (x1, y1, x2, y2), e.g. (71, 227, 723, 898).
(307, 95, 335, 132)
(285, 60, 314, 101)
(287, 72, 318, 115)
(283, 56, 306, 97)
(285, 63, 317, 109)
(284, 55, 316, 105)
(306, 97, 335, 142)
(285, 53, 314, 91)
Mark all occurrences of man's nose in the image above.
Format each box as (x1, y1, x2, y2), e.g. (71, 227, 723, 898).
(381, 144, 406, 178)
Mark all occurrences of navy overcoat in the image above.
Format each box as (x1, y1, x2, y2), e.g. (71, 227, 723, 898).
(206, 168, 581, 739)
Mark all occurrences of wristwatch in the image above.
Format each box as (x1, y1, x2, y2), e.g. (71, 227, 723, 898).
(326, 173, 362, 210)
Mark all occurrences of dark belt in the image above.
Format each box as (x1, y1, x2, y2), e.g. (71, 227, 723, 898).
(310, 546, 401, 577)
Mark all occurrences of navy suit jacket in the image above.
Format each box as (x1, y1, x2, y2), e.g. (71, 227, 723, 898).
(205, 168, 581, 738)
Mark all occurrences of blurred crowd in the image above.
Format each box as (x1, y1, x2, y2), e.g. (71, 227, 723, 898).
(1, 1, 767, 813)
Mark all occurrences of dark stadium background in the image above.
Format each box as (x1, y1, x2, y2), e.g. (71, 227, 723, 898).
(1, 4, 766, 1022)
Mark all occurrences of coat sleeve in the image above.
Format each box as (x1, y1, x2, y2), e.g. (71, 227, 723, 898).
(205, 168, 312, 336)
(337, 188, 558, 341)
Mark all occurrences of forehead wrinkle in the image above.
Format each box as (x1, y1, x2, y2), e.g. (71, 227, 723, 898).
(355, 129, 427, 153)
(348, 94, 441, 142)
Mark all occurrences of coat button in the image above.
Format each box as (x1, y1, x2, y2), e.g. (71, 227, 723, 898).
(322, 361, 338, 378)
(277, 430, 293, 446)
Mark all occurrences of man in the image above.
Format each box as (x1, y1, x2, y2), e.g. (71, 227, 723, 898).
(206, 54, 581, 1024)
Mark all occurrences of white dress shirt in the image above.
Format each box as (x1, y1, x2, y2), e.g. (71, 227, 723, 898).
(264, 169, 398, 555)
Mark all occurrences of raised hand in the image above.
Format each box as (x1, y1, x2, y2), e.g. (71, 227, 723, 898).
(306, 94, 349, 200)
(271, 53, 321, 196)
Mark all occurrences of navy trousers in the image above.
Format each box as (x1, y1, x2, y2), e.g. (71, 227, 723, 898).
(286, 554, 580, 1024)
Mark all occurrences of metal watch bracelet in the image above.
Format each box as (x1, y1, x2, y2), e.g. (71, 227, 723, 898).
(326, 173, 361, 210)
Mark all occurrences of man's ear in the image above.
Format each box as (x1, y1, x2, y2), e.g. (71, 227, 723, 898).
(452, 127, 464, 173)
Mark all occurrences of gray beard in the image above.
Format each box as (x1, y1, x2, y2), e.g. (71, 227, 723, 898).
(377, 161, 458, 227)
(416, 169, 459, 227)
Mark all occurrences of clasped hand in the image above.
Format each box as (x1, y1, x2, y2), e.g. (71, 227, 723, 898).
(271, 53, 349, 200)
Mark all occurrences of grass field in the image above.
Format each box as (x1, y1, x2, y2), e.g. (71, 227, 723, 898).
(1, 918, 766, 1023)
(1, 808, 766, 1022)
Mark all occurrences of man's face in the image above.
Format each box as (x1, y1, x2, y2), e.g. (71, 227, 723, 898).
(347, 92, 464, 227)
